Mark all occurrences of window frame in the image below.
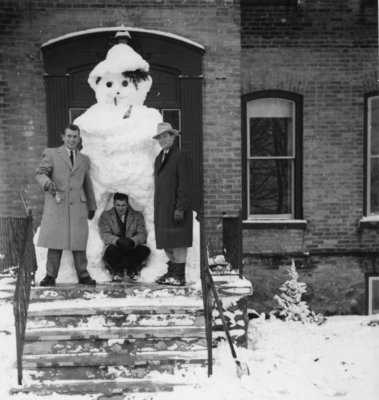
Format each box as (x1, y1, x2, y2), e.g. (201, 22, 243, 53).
(364, 91, 379, 217)
(242, 90, 303, 221)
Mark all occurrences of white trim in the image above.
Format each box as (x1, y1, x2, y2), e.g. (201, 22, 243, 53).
(41, 26, 205, 50)
(368, 276, 379, 315)
(360, 215, 379, 222)
(243, 219, 307, 224)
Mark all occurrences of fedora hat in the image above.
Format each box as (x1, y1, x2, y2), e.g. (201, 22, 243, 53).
(153, 122, 179, 139)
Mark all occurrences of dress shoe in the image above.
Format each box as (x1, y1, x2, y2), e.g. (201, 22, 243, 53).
(155, 272, 171, 284)
(128, 271, 141, 281)
(112, 273, 124, 282)
(40, 275, 56, 287)
(78, 276, 96, 286)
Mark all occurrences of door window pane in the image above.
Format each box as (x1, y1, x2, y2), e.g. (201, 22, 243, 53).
(161, 108, 181, 147)
(69, 108, 87, 123)
(162, 109, 181, 131)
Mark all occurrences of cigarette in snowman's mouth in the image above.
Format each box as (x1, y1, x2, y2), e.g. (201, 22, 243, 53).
(114, 97, 117, 106)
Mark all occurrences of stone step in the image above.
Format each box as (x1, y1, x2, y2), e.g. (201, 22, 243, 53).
(11, 378, 192, 396)
(28, 303, 204, 316)
(23, 359, 206, 381)
(24, 337, 208, 356)
(30, 282, 203, 302)
(27, 310, 205, 330)
(23, 349, 208, 369)
(25, 325, 206, 341)
(28, 296, 205, 316)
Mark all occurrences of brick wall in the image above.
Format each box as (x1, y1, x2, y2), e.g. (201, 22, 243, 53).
(240, 0, 378, 314)
(0, 0, 242, 224)
(241, 0, 379, 252)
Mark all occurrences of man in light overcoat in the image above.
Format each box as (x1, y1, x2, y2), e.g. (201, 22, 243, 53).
(36, 124, 97, 286)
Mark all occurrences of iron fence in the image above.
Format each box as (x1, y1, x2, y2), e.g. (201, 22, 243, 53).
(0, 217, 30, 272)
(12, 215, 37, 385)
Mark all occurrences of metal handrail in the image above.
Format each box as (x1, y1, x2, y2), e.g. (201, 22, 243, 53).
(204, 267, 249, 377)
(199, 210, 244, 376)
(199, 208, 213, 376)
(13, 214, 37, 385)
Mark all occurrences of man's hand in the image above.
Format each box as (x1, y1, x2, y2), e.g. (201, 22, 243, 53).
(117, 237, 135, 251)
(88, 210, 95, 220)
(46, 181, 57, 196)
(174, 209, 184, 223)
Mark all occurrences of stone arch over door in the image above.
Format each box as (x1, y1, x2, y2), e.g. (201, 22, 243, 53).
(41, 28, 204, 213)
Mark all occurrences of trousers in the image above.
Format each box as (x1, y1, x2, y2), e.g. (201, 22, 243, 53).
(46, 249, 90, 279)
(164, 247, 188, 264)
(104, 244, 150, 275)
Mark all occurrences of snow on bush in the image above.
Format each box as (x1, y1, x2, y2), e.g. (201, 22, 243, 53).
(272, 260, 326, 325)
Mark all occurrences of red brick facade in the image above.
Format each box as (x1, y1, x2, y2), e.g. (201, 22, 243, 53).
(0, 0, 242, 219)
(0, 0, 378, 313)
(240, 0, 378, 314)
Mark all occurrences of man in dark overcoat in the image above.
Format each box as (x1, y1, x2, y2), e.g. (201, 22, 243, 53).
(98, 192, 150, 281)
(153, 122, 193, 286)
(36, 124, 97, 286)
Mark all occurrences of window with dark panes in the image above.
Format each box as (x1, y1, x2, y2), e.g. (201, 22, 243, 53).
(367, 93, 379, 215)
(242, 91, 303, 220)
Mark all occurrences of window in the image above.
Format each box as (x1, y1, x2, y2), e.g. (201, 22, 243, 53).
(242, 91, 303, 220)
(365, 92, 379, 216)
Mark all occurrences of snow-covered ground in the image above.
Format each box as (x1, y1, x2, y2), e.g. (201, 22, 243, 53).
(1, 274, 378, 400)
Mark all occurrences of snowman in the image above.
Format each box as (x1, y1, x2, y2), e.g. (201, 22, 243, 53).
(34, 42, 199, 284)
(74, 43, 164, 280)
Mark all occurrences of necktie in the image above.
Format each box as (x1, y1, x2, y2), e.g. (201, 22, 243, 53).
(162, 151, 167, 163)
(70, 150, 74, 166)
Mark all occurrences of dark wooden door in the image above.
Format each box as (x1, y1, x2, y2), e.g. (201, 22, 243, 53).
(41, 30, 204, 212)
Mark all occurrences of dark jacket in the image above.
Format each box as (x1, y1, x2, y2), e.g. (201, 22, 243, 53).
(98, 206, 148, 249)
(154, 144, 193, 249)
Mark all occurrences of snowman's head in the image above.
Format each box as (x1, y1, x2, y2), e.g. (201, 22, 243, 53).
(93, 70, 152, 106)
(88, 44, 152, 107)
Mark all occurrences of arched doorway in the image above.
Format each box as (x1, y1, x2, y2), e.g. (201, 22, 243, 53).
(41, 27, 204, 212)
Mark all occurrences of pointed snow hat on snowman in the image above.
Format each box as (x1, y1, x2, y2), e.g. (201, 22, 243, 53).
(88, 42, 151, 92)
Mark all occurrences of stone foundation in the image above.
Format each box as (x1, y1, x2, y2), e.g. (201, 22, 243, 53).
(243, 254, 377, 316)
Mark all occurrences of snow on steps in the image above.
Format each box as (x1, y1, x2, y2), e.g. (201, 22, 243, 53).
(12, 282, 209, 397)
(12, 378, 191, 396)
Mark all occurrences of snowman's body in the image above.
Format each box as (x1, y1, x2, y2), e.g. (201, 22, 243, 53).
(77, 103, 162, 212)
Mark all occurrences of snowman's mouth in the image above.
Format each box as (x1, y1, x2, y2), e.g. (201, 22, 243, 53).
(114, 97, 117, 106)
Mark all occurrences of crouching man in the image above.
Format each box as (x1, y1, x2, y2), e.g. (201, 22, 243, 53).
(98, 192, 150, 281)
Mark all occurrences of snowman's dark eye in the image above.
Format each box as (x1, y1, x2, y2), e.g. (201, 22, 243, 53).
(122, 80, 128, 87)
(106, 82, 113, 88)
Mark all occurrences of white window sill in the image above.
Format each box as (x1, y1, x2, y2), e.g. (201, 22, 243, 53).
(359, 216, 379, 229)
(242, 219, 307, 230)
